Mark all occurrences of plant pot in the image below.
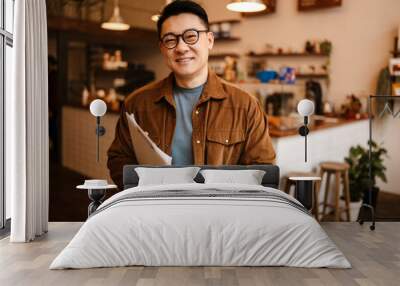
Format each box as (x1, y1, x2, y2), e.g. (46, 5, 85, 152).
(340, 199, 362, 221)
(362, 187, 379, 209)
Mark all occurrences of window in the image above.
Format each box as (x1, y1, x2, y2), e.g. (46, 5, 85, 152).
(1, 0, 14, 230)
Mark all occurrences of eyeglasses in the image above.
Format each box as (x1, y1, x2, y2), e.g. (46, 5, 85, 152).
(160, 29, 209, 49)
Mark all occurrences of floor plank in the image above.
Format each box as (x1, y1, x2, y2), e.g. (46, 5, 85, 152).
(0, 222, 399, 286)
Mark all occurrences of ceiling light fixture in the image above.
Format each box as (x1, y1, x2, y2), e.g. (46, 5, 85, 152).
(151, 0, 173, 22)
(101, 0, 130, 31)
(226, 0, 266, 13)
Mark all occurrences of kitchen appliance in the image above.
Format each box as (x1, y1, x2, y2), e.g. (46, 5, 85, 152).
(305, 80, 323, 115)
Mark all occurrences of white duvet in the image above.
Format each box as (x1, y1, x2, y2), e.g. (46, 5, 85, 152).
(50, 183, 351, 269)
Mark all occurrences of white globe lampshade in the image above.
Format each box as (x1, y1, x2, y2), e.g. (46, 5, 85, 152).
(297, 99, 315, 116)
(90, 99, 107, 117)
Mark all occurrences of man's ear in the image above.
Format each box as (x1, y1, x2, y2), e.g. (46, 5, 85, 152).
(207, 32, 214, 50)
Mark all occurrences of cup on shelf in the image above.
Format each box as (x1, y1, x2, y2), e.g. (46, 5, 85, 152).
(220, 22, 231, 38)
(210, 23, 220, 39)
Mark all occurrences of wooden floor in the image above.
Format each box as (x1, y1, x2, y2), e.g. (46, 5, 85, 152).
(0, 222, 399, 286)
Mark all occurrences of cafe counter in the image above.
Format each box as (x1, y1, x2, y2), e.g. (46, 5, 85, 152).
(62, 105, 368, 186)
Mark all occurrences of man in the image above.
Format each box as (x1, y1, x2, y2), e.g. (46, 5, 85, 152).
(107, 0, 276, 190)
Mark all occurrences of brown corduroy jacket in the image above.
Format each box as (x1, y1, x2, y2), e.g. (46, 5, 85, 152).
(107, 70, 276, 189)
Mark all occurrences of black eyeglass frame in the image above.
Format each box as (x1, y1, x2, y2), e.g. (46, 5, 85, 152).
(160, 28, 210, 49)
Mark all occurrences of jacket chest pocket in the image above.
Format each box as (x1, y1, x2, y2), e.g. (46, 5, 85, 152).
(205, 130, 245, 163)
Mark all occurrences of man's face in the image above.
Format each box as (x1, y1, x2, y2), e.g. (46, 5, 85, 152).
(159, 13, 214, 79)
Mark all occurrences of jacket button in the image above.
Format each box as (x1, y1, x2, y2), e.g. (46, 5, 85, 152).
(225, 139, 229, 143)
(195, 110, 199, 115)
(196, 140, 200, 144)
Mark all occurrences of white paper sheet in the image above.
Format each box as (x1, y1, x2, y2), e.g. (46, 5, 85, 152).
(125, 112, 172, 165)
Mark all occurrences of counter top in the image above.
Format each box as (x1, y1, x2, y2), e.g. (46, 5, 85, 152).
(269, 117, 368, 138)
(64, 105, 368, 139)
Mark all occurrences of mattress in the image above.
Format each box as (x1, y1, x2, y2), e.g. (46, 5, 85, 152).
(50, 183, 351, 269)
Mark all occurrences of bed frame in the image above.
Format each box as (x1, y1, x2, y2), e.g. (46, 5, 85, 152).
(123, 165, 280, 189)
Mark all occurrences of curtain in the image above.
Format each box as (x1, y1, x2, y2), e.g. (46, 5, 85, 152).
(8, 0, 49, 242)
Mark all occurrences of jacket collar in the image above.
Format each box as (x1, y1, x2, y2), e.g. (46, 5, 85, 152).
(154, 69, 227, 104)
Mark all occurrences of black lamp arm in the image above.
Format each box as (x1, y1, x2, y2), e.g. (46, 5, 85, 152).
(298, 116, 310, 162)
(95, 116, 106, 162)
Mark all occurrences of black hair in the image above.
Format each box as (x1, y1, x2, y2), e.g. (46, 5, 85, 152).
(157, 0, 209, 38)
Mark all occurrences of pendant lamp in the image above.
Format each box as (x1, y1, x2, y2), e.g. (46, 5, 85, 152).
(151, 0, 173, 22)
(226, 0, 266, 13)
(101, 0, 130, 31)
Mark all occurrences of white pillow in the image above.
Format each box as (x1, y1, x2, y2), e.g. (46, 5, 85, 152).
(200, 169, 266, 185)
(135, 167, 200, 186)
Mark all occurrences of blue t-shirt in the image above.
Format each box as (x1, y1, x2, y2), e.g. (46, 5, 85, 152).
(171, 84, 204, 165)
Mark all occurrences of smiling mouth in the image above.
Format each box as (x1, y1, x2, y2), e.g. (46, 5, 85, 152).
(175, 57, 194, 63)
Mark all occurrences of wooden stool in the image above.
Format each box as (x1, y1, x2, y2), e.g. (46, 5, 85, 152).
(319, 162, 351, 221)
(283, 172, 321, 221)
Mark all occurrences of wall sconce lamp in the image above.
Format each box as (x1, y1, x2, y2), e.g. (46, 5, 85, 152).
(297, 99, 315, 162)
(90, 99, 107, 162)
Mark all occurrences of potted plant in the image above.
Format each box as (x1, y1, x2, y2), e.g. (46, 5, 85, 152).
(344, 140, 388, 221)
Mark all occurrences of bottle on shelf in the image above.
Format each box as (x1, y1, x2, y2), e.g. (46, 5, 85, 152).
(81, 87, 90, 107)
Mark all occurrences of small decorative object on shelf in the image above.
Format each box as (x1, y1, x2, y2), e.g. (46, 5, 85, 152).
(209, 23, 220, 38)
(209, 19, 240, 40)
(340, 94, 364, 119)
(220, 22, 232, 38)
(305, 40, 315, 53)
(81, 87, 90, 107)
(102, 50, 128, 70)
(279, 66, 296, 84)
(319, 40, 332, 55)
(223, 56, 238, 82)
(389, 58, 400, 76)
(393, 83, 400, 96)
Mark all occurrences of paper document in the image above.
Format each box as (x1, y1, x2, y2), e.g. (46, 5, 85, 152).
(126, 112, 172, 165)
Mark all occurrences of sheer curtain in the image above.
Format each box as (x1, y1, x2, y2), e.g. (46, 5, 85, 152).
(8, 0, 49, 242)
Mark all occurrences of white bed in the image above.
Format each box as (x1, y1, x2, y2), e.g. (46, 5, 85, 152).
(50, 183, 351, 269)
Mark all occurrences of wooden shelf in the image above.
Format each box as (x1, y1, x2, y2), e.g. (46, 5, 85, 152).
(209, 53, 240, 60)
(94, 68, 127, 74)
(297, 73, 328, 79)
(214, 36, 241, 42)
(247, 52, 329, 58)
(209, 19, 241, 25)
